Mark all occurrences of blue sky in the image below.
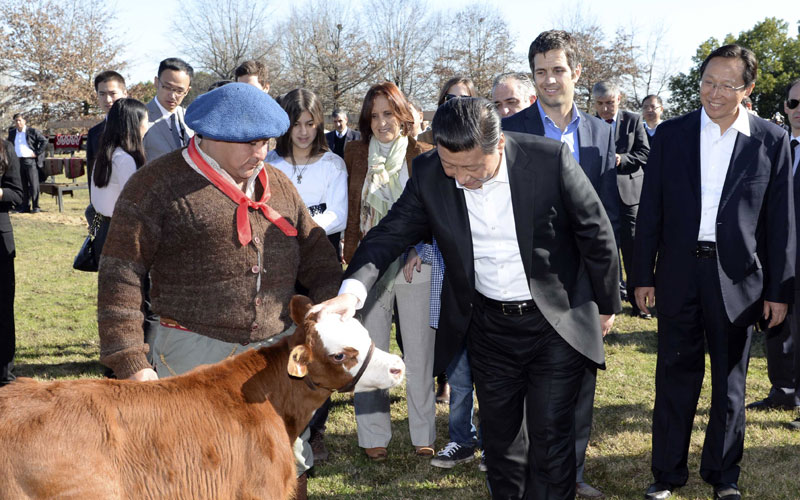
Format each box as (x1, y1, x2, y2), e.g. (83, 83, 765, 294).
(118, 0, 798, 88)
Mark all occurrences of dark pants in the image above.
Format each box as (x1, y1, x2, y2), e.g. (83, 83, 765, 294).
(18, 158, 39, 211)
(651, 257, 751, 487)
(0, 257, 15, 384)
(574, 365, 597, 483)
(619, 202, 639, 313)
(468, 298, 584, 500)
(763, 300, 800, 406)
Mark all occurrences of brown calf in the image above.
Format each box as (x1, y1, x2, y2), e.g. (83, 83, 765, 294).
(0, 295, 405, 500)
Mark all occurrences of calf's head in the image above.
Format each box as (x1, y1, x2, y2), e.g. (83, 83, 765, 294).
(287, 296, 405, 393)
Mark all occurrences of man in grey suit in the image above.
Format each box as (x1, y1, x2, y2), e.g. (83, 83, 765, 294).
(313, 97, 621, 500)
(592, 81, 651, 319)
(143, 58, 194, 161)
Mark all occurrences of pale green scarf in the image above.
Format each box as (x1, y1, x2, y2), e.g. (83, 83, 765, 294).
(360, 135, 408, 234)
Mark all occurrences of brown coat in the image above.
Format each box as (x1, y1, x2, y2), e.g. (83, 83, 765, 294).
(342, 136, 433, 262)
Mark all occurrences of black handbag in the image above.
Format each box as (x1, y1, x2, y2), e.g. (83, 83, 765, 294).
(73, 211, 111, 272)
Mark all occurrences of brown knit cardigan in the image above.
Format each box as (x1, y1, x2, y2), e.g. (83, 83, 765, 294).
(342, 136, 434, 262)
(97, 150, 342, 379)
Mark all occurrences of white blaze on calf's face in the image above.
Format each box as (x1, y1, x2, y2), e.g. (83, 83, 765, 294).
(314, 314, 405, 393)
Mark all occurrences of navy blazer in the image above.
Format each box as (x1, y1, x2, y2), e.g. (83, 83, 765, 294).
(344, 132, 620, 373)
(503, 105, 619, 235)
(325, 128, 360, 158)
(86, 120, 104, 176)
(633, 109, 795, 326)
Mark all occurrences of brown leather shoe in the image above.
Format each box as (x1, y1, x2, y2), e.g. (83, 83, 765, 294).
(309, 431, 329, 462)
(415, 445, 435, 457)
(364, 447, 388, 461)
(295, 472, 308, 500)
(435, 380, 450, 405)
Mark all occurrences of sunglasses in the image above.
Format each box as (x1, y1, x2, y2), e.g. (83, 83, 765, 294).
(444, 93, 466, 102)
(787, 99, 800, 110)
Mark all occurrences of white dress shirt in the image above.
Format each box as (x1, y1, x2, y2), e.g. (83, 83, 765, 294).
(13, 127, 35, 158)
(698, 104, 751, 242)
(339, 146, 531, 307)
(266, 150, 348, 235)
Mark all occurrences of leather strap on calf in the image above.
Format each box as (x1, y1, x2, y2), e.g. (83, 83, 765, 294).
(303, 342, 376, 393)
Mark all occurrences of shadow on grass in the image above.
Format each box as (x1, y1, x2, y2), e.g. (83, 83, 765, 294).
(15, 360, 106, 379)
(604, 330, 658, 354)
(592, 401, 653, 436)
(15, 341, 98, 360)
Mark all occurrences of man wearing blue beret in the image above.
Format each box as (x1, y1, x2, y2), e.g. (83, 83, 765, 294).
(97, 83, 342, 499)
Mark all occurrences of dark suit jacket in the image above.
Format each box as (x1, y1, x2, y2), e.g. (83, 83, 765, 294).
(344, 132, 621, 373)
(0, 141, 23, 259)
(325, 128, 361, 158)
(86, 120, 104, 176)
(7, 127, 47, 169)
(633, 110, 795, 326)
(610, 110, 650, 206)
(502, 105, 619, 235)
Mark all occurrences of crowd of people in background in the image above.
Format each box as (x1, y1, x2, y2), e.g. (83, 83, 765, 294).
(0, 25, 798, 500)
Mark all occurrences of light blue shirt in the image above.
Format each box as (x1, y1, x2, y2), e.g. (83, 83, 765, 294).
(537, 101, 581, 164)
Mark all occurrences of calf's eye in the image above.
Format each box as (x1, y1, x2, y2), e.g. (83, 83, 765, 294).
(331, 353, 346, 363)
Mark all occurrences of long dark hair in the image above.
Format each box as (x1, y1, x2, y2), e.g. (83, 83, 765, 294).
(275, 88, 328, 163)
(436, 76, 478, 106)
(93, 98, 147, 188)
(0, 140, 7, 177)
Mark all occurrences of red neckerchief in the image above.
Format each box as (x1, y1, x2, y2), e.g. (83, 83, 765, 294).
(187, 137, 297, 245)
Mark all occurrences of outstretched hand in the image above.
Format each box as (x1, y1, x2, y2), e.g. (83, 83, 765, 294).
(310, 293, 359, 321)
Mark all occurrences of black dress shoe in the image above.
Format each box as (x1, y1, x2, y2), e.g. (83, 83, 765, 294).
(785, 417, 800, 430)
(714, 483, 741, 500)
(746, 396, 796, 411)
(644, 482, 675, 500)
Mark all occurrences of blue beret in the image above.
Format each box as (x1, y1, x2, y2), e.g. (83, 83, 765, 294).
(185, 83, 290, 142)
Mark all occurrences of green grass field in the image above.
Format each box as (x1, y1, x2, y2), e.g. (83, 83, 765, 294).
(7, 187, 800, 499)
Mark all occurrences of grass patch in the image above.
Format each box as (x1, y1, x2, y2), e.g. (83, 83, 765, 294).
(8, 193, 800, 498)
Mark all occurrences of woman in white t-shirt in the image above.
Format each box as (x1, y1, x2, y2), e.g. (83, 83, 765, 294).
(267, 88, 347, 258)
(90, 98, 148, 218)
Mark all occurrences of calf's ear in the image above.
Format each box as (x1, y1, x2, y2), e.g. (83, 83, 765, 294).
(289, 295, 313, 325)
(288, 345, 310, 377)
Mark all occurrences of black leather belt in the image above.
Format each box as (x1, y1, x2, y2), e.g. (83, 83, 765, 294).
(694, 241, 717, 259)
(479, 294, 537, 315)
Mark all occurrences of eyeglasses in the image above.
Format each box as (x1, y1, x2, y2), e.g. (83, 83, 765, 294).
(158, 80, 189, 97)
(699, 80, 747, 96)
(787, 99, 800, 110)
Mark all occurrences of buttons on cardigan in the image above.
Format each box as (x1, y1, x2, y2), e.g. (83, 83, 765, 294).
(251, 322, 259, 331)
(251, 265, 260, 274)
(255, 297, 262, 306)
(253, 236, 261, 245)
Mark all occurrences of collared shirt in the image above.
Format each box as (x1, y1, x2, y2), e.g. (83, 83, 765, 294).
(456, 150, 531, 301)
(698, 104, 751, 242)
(339, 146, 532, 307)
(336, 127, 348, 139)
(791, 134, 799, 175)
(154, 97, 175, 123)
(414, 239, 445, 329)
(537, 100, 581, 164)
(13, 127, 35, 158)
(644, 121, 660, 137)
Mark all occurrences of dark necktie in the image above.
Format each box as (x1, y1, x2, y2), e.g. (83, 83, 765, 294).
(791, 139, 798, 171)
(171, 113, 184, 148)
(606, 119, 613, 124)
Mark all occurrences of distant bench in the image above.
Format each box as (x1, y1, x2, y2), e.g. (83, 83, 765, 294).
(40, 157, 88, 212)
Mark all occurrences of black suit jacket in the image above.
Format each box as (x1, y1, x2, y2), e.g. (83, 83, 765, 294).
(325, 128, 361, 158)
(633, 110, 795, 326)
(502, 104, 619, 236)
(344, 132, 621, 373)
(0, 141, 23, 259)
(7, 127, 47, 169)
(86, 120, 104, 176)
(610, 110, 650, 205)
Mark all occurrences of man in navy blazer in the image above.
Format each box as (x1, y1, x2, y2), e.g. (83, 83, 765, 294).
(314, 98, 620, 499)
(86, 71, 127, 181)
(325, 109, 360, 159)
(634, 45, 794, 500)
(502, 30, 618, 500)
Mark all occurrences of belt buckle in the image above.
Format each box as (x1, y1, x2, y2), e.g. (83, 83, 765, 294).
(501, 303, 524, 315)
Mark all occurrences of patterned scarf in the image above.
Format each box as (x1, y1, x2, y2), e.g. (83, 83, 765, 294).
(360, 135, 408, 235)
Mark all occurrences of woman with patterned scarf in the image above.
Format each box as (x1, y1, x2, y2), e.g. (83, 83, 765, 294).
(342, 82, 434, 461)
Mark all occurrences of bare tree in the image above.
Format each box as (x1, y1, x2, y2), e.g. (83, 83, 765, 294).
(0, 0, 125, 125)
(176, 0, 274, 80)
(278, 0, 383, 111)
(430, 5, 521, 97)
(364, 0, 440, 101)
(627, 22, 680, 106)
